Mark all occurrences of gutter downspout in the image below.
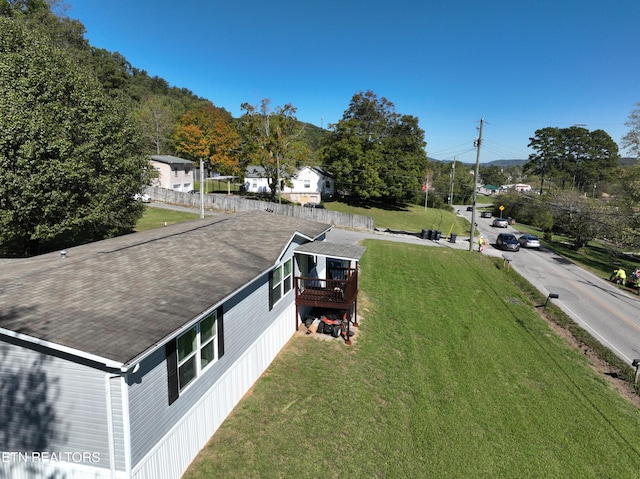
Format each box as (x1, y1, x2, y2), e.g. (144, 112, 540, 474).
(105, 373, 118, 479)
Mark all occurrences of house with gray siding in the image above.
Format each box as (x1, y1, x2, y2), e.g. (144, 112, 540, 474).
(0, 211, 363, 479)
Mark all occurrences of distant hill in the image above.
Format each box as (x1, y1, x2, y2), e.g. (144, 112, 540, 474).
(431, 158, 527, 168)
(486, 159, 527, 167)
(619, 157, 638, 166)
(432, 158, 637, 167)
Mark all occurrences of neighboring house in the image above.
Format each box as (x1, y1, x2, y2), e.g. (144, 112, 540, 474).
(244, 165, 271, 194)
(500, 183, 532, 193)
(0, 211, 364, 479)
(244, 166, 335, 204)
(480, 184, 499, 195)
(150, 155, 195, 192)
(514, 183, 532, 192)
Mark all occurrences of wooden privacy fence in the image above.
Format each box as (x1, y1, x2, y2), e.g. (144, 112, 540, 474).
(145, 187, 374, 231)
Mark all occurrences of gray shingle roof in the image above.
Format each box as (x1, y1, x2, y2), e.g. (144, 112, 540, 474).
(294, 242, 365, 261)
(150, 155, 195, 166)
(0, 211, 331, 366)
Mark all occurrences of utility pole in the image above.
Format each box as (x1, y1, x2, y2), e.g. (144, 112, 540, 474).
(423, 172, 430, 210)
(468, 118, 484, 251)
(199, 158, 205, 219)
(448, 158, 456, 205)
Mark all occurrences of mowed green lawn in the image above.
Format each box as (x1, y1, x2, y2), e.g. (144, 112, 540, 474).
(324, 201, 469, 236)
(184, 241, 640, 478)
(134, 206, 200, 232)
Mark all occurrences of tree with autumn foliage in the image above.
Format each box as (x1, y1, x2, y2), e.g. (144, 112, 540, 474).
(173, 102, 241, 175)
(238, 99, 308, 202)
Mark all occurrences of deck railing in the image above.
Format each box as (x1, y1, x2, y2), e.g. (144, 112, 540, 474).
(295, 268, 358, 308)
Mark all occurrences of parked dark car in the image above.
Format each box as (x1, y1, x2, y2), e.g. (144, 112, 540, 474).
(518, 234, 540, 249)
(303, 202, 325, 209)
(466, 206, 473, 211)
(496, 233, 520, 251)
(480, 211, 492, 218)
(492, 218, 508, 228)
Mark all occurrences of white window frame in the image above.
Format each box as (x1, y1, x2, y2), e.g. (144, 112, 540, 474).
(270, 258, 293, 308)
(176, 310, 218, 392)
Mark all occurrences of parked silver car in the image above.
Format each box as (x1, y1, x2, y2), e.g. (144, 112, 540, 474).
(518, 234, 541, 249)
(492, 218, 508, 228)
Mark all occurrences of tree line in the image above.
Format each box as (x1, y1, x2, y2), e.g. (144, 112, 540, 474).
(2, 1, 640, 256)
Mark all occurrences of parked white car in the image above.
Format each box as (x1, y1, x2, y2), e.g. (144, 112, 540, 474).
(133, 193, 151, 203)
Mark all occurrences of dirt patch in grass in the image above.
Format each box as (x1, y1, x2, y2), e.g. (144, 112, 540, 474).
(538, 308, 640, 408)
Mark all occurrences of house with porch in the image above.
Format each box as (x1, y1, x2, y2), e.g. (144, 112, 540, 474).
(150, 154, 195, 192)
(244, 166, 335, 204)
(0, 211, 364, 479)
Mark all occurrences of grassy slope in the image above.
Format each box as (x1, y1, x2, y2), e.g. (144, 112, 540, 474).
(184, 242, 640, 478)
(324, 201, 470, 236)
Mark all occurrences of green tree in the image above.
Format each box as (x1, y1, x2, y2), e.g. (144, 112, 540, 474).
(526, 127, 563, 194)
(239, 99, 307, 202)
(134, 95, 184, 154)
(0, 16, 151, 256)
(479, 164, 507, 188)
(622, 102, 640, 160)
(550, 191, 604, 250)
(608, 164, 640, 251)
(526, 126, 618, 194)
(87, 47, 133, 97)
(322, 90, 428, 203)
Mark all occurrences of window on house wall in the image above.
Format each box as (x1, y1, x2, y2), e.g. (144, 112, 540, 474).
(166, 307, 224, 404)
(325, 180, 331, 189)
(174, 168, 179, 177)
(252, 179, 257, 188)
(269, 258, 293, 310)
(304, 179, 311, 188)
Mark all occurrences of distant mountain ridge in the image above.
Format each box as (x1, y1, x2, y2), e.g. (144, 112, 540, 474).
(431, 157, 637, 167)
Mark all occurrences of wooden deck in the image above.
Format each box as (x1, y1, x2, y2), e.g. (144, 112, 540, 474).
(295, 269, 358, 310)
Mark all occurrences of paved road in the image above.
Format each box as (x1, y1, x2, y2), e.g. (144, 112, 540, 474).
(460, 207, 640, 364)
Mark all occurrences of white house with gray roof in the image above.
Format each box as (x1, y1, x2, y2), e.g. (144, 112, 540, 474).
(0, 211, 364, 479)
(244, 165, 335, 204)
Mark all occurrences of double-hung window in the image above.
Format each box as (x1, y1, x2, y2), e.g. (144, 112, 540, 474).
(167, 306, 224, 404)
(269, 258, 292, 310)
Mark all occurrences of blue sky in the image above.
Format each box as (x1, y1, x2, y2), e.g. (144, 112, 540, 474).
(64, 0, 639, 163)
